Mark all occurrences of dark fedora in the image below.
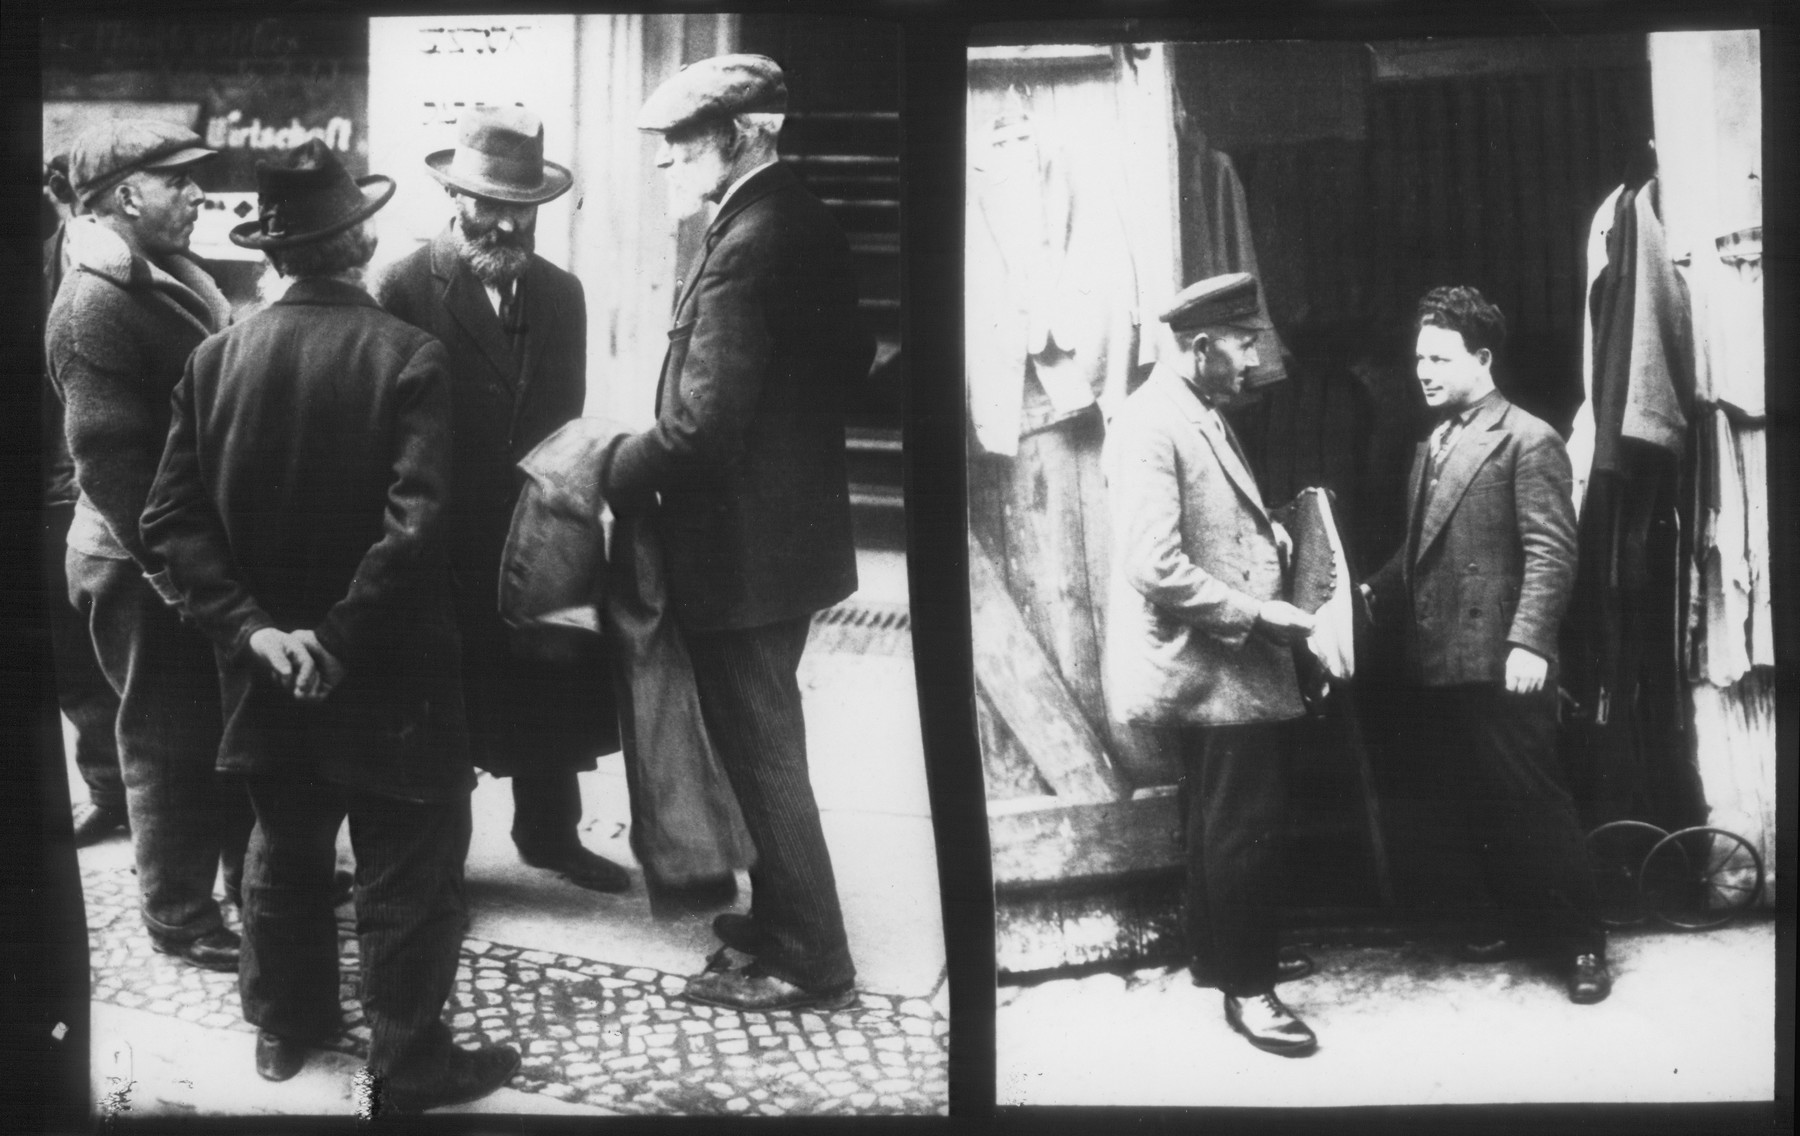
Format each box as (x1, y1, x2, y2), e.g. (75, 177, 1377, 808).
(230, 139, 395, 251)
(425, 106, 572, 206)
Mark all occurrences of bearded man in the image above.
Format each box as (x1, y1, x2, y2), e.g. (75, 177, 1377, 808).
(374, 106, 626, 893)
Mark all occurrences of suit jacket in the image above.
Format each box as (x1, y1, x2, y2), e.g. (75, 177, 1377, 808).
(141, 278, 472, 802)
(604, 162, 871, 632)
(374, 229, 616, 774)
(1101, 364, 1304, 727)
(1367, 392, 1578, 687)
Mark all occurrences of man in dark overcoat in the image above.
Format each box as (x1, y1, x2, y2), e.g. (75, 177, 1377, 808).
(597, 54, 872, 1011)
(47, 119, 250, 971)
(1102, 273, 1323, 1057)
(142, 141, 519, 1111)
(373, 106, 626, 893)
(1362, 285, 1609, 1004)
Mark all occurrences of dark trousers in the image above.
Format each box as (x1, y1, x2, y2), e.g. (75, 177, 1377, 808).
(240, 776, 472, 1080)
(46, 506, 122, 810)
(1179, 720, 1294, 997)
(1399, 685, 1605, 958)
(510, 771, 585, 856)
(68, 549, 251, 942)
(684, 616, 854, 992)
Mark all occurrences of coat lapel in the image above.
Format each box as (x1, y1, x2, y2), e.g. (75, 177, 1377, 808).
(1413, 396, 1509, 564)
(430, 230, 516, 385)
(670, 163, 794, 321)
(1155, 366, 1267, 519)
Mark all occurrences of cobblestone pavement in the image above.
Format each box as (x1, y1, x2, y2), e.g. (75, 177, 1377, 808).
(84, 861, 949, 1117)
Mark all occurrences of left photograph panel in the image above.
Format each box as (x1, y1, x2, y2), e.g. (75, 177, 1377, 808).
(41, 12, 943, 1119)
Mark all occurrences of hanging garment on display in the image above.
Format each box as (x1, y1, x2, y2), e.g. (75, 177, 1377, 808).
(1280, 486, 1355, 684)
(1572, 184, 1625, 515)
(968, 96, 1141, 456)
(1182, 140, 1288, 388)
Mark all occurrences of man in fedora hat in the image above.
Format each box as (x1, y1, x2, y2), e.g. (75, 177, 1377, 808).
(1102, 272, 1323, 1056)
(47, 117, 251, 972)
(143, 139, 519, 1110)
(597, 54, 872, 1011)
(374, 105, 629, 894)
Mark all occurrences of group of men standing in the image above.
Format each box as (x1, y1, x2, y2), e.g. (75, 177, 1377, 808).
(45, 54, 867, 1113)
(1104, 273, 1611, 1058)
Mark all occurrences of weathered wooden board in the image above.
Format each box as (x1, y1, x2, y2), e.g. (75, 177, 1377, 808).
(969, 535, 1127, 803)
(989, 788, 1182, 891)
(976, 687, 1055, 801)
(995, 874, 1186, 976)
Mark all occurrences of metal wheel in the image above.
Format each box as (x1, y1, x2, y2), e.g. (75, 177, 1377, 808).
(1585, 820, 1668, 928)
(1640, 825, 1765, 932)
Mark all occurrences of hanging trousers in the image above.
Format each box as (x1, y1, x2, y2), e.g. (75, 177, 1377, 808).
(68, 550, 250, 942)
(1178, 720, 1295, 996)
(239, 776, 472, 1080)
(683, 615, 855, 993)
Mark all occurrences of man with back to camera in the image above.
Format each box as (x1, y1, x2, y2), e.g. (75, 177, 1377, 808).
(598, 53, 874, 1011)
(1102, 272, 1324, 1057)
(374, 105, 632, 896)
(142, 140, 519, 1110)
(1361, 285, 1610, 1004)
(46, 119, 251, 972)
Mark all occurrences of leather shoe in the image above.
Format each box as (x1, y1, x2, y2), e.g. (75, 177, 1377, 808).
(71, 801, 128, 848)
(1567, 953, 1613, 1005)
(1223, 991, 1318, 1057)
(375, 1044, 521, 1115)
(152, 927, 241, 973)
(647, 873, 737, 919)
(683, 964, 857, 1013)
(255, 1030, 308, 1082)
(517, 844, 631, 893)
(712, 912, 763, 955)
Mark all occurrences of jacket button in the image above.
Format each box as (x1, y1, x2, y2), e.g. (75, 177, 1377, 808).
(1468, 607, 1481, 618)
(1242, 570, 1251, 581)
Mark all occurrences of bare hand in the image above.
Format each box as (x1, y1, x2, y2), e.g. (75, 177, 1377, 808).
(248, 628, 317, 699)
(291, 629, 346, 702)
(1504, 646, 1549, 694)
(1255, 600, 1316, 645)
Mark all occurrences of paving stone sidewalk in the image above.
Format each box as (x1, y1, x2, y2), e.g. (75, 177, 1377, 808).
(84, 861, 949, 1117)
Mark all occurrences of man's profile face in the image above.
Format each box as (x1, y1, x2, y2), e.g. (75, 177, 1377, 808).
(128, 169, 204, 256)
(1414, 323, 1490, 412)
(452, 192, 536, 285)
(1193, 329, 1259, 404)
(654, 122, 735, 219)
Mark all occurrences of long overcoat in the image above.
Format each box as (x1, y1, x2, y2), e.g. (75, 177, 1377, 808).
(603, 162, 872, 632)
(1365, 392, 1578, 687)
(374, 230, 617, 775)
(141, 279, 472, 802)
(1101, 363, 1305, 727)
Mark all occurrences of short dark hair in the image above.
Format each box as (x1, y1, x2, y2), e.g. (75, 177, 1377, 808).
(1415, 285, 1507, 359)
(268, 221, 378, 279)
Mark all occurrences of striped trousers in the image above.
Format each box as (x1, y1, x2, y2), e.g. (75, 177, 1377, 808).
(239, 776, 471, 1080)
(684, 616, 856, 992)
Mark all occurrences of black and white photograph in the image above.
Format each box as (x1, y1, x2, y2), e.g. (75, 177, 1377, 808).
(966, 29, 1777, 1106)
(38, 11, 945, 1119)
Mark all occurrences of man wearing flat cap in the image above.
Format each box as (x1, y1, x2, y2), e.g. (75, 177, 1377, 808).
(144, 139, 520, 1111)
(47, 118, 251, 973)
(374, 106, 629, 894)
(598, 53, 873, 1011)
(1102, 272, 1323, 1056)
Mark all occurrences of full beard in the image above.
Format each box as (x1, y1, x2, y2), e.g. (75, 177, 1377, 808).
(454, 220, 534, 287)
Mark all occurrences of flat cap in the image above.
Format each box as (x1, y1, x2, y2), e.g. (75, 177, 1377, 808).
(637, 54, 787, 133)
(1158, 271, 1273, 333)
(68, 118, 216, 205)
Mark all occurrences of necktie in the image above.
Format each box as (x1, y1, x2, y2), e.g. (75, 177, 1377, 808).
(499, 277, 526, 344)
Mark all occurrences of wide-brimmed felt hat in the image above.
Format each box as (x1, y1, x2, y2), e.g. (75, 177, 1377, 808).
(425, 106, 572, 206)
(69, 118, 218, 205)
(637, 54, 787, 134)
(230, 139, 395, 251)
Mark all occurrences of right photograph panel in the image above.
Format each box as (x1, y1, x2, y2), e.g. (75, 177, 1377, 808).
(966, 31, 1775, 1106)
